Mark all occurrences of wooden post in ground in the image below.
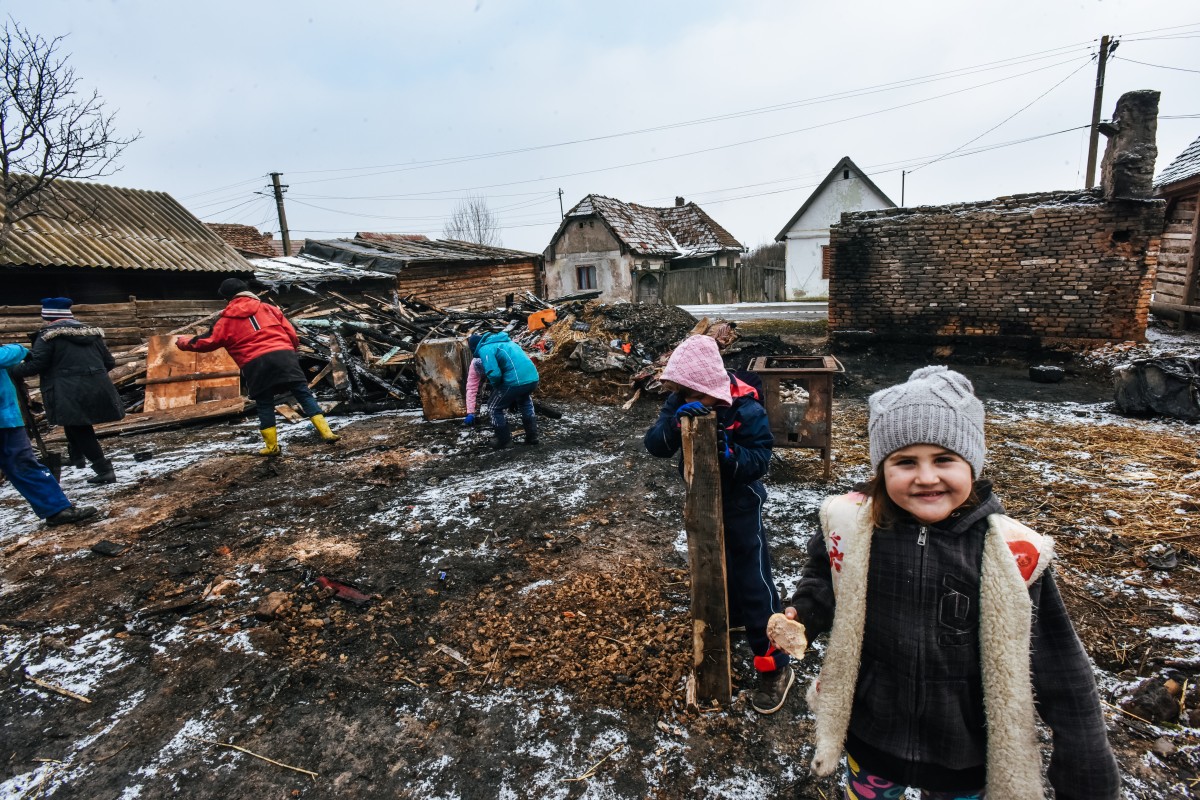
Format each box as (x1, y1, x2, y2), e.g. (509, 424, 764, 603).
(681, 414, 732, 706)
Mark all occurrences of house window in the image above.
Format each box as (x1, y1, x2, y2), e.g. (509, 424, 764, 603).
(843, 169, 850, 180)
(576, 264, 597, 290)
(821, 245, 831, 279)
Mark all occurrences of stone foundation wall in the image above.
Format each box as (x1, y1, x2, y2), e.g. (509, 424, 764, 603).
(827, 189, 1165, 346)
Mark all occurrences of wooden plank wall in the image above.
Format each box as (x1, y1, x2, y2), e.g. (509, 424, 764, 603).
(0, 299, 227, 350)
(660, 267, 738, 306)
(1154, 191, 1198, 306)
(398, 261, 541, 310)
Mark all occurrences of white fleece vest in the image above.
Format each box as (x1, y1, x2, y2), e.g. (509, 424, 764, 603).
(807, 492, 1053, 799)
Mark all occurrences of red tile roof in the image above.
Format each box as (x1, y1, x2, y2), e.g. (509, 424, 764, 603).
(205, 223, 278, 258)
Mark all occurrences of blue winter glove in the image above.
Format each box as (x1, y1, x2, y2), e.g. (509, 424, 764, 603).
(674, 401, 711, 420)
(463, 413, 476, 426)
(717, 428, 734, 461)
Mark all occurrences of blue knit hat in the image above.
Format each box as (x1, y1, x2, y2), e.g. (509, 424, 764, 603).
(41, 297, 74, 321)
(467, 334, 482, 354)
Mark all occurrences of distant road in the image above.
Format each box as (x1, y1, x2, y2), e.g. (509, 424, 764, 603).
(678, 302, 828, 322)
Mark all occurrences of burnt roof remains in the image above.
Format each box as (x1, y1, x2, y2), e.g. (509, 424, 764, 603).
(300, 235, 541, 273)
(552, 194, 743, 259)
(1155, 133, 1200, 191)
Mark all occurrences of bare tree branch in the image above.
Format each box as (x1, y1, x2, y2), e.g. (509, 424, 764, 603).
(0, 18, 139, 247)
(442, 195, 501, 246)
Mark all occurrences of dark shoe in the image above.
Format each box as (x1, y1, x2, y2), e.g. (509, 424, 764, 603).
(492, 428, 511, 449)
(750, 665, 795, 715)
(68, 458, 87, 469)
(519, 435, 540, 446)
(87, 468, 116, 485)
(46, 505, 99, 527)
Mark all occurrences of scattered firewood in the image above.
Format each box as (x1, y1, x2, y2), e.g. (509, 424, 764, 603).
(25, 673, 92, 703)
(561, 744, 625, 782)
(183, 735, 318, 779)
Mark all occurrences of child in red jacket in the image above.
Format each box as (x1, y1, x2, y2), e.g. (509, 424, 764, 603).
(177, 278, 338, 455)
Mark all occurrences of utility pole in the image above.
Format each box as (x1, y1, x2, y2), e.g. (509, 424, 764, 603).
(901, 170, 906, 206)
(1084, 35, 1116, 189)
(270, 172, 291, 256)
(557, 187, 564, 219)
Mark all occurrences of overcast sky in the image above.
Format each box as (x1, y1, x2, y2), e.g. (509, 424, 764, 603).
(8, 0, 1200, 253)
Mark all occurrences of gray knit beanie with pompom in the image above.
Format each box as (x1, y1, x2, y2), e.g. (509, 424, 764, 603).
(868, 366, 985, 476)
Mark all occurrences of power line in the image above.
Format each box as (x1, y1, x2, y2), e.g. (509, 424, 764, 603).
(200, 196, 263, 220)
(285, 46, 1096, 187)
(180, 176, 268, 201)
(908, 58, 1092, 173)
(281, 56, 1090, 202)
(1113, 55, 1200, 74)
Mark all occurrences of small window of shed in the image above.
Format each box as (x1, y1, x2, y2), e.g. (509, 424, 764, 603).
(843, 169, 850, 180)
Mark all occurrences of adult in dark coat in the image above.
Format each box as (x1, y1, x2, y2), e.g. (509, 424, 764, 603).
(11, 298, 125, 484)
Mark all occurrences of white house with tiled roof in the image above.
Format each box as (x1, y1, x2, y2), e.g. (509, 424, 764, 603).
(1152, 134, 1200, 329)
(543, 194, 743, 303)
(774, 156, 895, 299)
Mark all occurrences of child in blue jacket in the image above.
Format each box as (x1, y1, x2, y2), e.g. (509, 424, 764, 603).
(470, 331, 539, 449)
(644, 334, 792, 714)
(0, 343, 97, 526)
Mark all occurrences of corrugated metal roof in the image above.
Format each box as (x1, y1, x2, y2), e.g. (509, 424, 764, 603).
(300, 235, 540, 272)
(555, 194, 743, 258)
(0, 177, 250, 273)
(248, 254, 395, 288)
(1155, 134, 1200, 190)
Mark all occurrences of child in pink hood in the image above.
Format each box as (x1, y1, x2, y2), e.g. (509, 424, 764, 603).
(644, 334, 793, 714)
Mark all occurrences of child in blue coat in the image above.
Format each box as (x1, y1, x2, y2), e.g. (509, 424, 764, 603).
(644, 334, 792, 714)
(470, 331, 539, 449)
(0, 343, 97, 526)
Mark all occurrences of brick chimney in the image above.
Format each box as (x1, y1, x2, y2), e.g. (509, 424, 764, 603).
(675, 196, 685, 206)
(1100, 90, 1159, 200)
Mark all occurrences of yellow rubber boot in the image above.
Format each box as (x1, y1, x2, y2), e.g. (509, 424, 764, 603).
(258, 427, 281, 456)
(310, 414, 340, 443)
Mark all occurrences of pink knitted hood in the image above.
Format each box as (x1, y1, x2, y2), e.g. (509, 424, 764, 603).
(660, 335, 732, 406)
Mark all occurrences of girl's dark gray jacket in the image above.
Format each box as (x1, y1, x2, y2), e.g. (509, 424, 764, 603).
(790, 484, 1119, 799)
(11, 321, 125, 427)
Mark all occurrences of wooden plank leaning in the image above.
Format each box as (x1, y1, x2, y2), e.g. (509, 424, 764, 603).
(681, 414, 732, 707)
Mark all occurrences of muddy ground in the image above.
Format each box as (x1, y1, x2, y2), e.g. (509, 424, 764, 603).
(2, 327, 1199, 799)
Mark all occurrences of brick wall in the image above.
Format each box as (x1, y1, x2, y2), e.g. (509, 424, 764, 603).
(828, 189, 1165, 347)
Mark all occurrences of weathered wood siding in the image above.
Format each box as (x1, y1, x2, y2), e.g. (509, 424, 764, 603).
(1154, 191, 1198, 307)
(395, 260, 541, 310)
(0, 299, 227, 349)
(658, 265, 785, 305)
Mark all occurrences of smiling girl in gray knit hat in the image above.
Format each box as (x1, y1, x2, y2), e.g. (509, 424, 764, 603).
(782, 366, 1119, 800)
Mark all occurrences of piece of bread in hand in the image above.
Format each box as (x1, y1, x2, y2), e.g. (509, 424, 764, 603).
(767, 613, 808, 656)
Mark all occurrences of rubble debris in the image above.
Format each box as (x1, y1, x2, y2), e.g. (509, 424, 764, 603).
(1029, 365, 1066, 383)
(314, 577, 371, 607)
(1113, 357, 1200, 421)
(90, 540, 127, 557)
(257, 591, 293, 620)
(1120, 677, 1182, 724)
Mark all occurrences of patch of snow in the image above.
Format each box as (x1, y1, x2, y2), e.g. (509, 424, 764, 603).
(24, 628, 128, 697)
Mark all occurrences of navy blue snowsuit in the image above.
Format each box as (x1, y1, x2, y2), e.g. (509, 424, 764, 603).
(644, 374, 788, 674)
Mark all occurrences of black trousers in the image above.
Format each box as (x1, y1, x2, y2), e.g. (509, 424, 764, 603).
(63, 424, 109, 470)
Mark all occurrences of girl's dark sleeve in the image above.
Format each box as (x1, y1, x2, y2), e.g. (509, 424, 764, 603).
(788, 529, 836, 638)
(8, 336, 51, 378)
(644, 393, 684, 458)
(1029, 568, 1120, 800)
(721, 401, 772, 486)
(99, 340, 117, 371)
